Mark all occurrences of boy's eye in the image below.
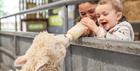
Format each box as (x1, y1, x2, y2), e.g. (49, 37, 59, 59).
(103, 12, 108, 16)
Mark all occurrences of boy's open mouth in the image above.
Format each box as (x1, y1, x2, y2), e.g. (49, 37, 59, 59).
(101, 22, 108, 26)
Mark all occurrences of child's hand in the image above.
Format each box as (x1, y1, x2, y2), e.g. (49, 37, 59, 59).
(81, 17, 99, 35)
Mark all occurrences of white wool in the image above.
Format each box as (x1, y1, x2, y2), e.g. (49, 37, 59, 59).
(16, 32, 68, 71)
(15, 20, 87, 71)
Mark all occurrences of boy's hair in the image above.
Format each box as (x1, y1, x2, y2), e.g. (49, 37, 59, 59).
(98, 0, 123, 12)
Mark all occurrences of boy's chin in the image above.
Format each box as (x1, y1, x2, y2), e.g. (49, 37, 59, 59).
(103, 27, 110, 31)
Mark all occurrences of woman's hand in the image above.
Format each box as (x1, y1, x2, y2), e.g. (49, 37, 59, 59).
(81, 17, 99, 35)
(82, 26, 91, 36)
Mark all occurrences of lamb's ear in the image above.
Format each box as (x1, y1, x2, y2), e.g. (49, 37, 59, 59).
(35, 57, 49, 71)
(36, 64, 46, 71)
(14, 56, 27, 67)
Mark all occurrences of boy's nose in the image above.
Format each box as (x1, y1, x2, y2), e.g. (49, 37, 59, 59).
(98, 15, 104, 21)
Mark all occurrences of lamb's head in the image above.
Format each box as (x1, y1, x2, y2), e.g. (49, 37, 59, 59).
(34, 32, 69, 71)
(15, 32, 69, 71)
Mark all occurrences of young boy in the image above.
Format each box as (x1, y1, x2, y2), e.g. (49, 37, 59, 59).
(81, 0, 134, 41)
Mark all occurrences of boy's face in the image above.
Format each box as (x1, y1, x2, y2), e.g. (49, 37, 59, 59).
(79, 2, 97, 21)
(95, 4, 121, 31)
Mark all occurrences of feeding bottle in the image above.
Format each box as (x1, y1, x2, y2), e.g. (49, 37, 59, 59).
(66, 22, 86, 41)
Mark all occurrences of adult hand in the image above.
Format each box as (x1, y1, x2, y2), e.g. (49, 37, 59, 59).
(81, 17, 99, 35)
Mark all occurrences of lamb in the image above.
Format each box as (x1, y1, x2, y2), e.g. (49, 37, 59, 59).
(14, 22, 86, 71)
(15, 32, 69, 71)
